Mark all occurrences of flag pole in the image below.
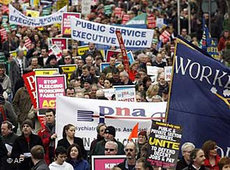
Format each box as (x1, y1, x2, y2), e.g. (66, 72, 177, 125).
(188, 0, 191, 35)
(177, 0, 180, 35)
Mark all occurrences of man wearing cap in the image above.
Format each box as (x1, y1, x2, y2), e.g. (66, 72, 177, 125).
(11, 119, 43, 170)
(92, 126, 125, 155)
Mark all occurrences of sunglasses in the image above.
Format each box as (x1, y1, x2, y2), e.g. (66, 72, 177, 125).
(105, 148, 115, 152)
(65, 58, 71, 60)
(125, 148, 134, 152)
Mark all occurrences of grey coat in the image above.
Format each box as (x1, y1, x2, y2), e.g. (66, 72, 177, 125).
(32, 160, 50, 170)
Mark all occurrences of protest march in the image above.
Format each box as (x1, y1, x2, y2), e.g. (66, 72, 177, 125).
(0, 0, 229, 170)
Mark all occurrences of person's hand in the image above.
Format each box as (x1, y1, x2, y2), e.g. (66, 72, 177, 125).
(51, 134, 57, 140)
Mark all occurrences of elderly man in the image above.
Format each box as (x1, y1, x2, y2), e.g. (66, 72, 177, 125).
(176, 142, 195, 170)
(182, 148, 207, 170)
(104, 141, 118, 155)
(117, 141, 137, 170)
(92, 126, 124, 155)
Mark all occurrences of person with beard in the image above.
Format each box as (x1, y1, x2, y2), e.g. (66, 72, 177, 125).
(38, 109, 57, 165)
(117, 141, 137, 170)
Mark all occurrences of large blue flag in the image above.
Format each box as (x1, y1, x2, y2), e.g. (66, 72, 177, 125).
(167, 38, 230, 156)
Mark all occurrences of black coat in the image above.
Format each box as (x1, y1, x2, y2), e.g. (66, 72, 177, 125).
(57, 137, 87, 159)
(31, 160, 50, 170)
(11, 133, 43, 170)
(0, 137, 7, 170)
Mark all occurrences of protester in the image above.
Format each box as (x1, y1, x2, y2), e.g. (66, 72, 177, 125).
(90, 123, 106, 152)
(202, 140, 220, 170)
(137, 130, 147, 159)
(218, 157, 230, 170)
(49, 146, 73, 170)
(31, 145, 50, 170)
(57, 124, 86, 159)
(66, 144, 90, 170)
(104, 141, 118, 155)
(38, 109, 57, 165)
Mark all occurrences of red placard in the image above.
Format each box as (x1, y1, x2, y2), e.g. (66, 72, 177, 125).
(62, 12, 81, 36)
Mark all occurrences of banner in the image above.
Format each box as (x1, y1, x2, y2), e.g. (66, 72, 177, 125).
(71, 18, 154, 48)
(9, 4, 67, 27)
(59, 64, 77, 81)
(91, 155, 125, 170)
(114, 85, 136, 102)
(34, 68, 59, 75)
(125, 13, 147, 25)
(62, 12, 81, 36)
(35, 75, 66, 110)
(147, 121, 182, 169)
(49, 38, 68, 50)
(56, 97, 167, 150)
(167, 38, 230, 157)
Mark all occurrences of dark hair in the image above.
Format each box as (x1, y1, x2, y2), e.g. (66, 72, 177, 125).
(136, 157, 153, 170)
(67, 144, 83, 161)
(31, 145, 45, 160)
(65, 86, 75, 94)
(190, 148, 202, 163)
(202, 140, 216, 159)
(45, 109, 56, 116)
(218, 157, 230, 170)
(55, 146, 67, 157)
(62, 124, 75, 138)
(1, 121, 13, 130)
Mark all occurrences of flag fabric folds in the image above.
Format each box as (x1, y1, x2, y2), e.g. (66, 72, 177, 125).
(167, 38, 230, 155)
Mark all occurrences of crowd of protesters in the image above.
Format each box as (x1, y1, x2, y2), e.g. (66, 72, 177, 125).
(0, 0, 230, 169)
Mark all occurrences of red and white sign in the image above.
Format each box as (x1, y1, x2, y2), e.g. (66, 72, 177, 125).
(62, 12, 81, 36)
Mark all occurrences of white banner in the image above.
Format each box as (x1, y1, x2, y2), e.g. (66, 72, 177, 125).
(71, 18, 154, 48)
(56, 97, 167, 150)
(9, 4, 67, 27)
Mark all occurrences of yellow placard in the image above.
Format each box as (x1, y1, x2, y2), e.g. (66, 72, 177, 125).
(60, 64, 77, 81)
(78, 46, 89, 56)
(26, 10, 40, 18)
(0, 0, 11, 5)
(35, 68, 59, 75)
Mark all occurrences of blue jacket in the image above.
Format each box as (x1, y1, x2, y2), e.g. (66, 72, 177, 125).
(68, 159, 90, 170)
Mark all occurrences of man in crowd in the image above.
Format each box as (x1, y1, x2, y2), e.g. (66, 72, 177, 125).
(92, 126, 124, 155)
(65, 87, 76, 97)
(183, 148, 206, 170)
(102, 56, 118, 76)
(38, 109, 57, 165)
(31, 145, 49, 170)
(49, 146, 73, 170)
(104, 141, 118, 155)
(117, 141, 137, 170)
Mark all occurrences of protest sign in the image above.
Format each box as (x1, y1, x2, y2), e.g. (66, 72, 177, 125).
(49, 44, 62, 60)
(0, 0, 11, 5)
(71, 18, 154, 48)
(9, 4, 67, 27)
(26, 9, 39, 17)
(147, 121, 182, 169)
(56, 97, 167, 150)
(164, 66, 172, 81)
(34, 68, 59, 75)
(35, 75, 66, 110)
(127, 51, 134, 64)
(114, 85, 136, 102)
(156, 18, 165, 28)
(91, 155, 126, 170)
(78, 46, 89, 56)
(81, 0, 91, 16)
(102, 88, 115, 100)
(62, 12, 81, 37)
(59, 64, 77, 82)
(106, 50, 120, 62)
(49, 38, 68, 50)
(147, 66, 162, 76)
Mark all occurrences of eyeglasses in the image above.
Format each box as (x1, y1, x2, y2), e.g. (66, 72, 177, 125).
(105, 148, 115, 152)
(65, 57, 71, 60)
(125, 148, 134, 152)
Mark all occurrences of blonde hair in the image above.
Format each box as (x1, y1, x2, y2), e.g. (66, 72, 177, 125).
(146, 84, 159, 98)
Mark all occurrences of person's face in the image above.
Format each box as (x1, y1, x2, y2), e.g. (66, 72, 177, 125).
(66, 126, 75, 138)
(66, 89, 75, 97)
(156, 54, 163, 62)
(56, 153, 67, 165)
(181, 29, 187, 36)
(50, 58, 57, 65)
(120, 74, 126, 82)
(77, 60, 84, 67)
(0, 68, 5, 76)
(223, 164, 230, 170)
(99, 125, 106, 137)
(224, 31, 229, 38)
(89, 43, 95, 50)
(209, 146, 218, 157)
(158, 74, 166, 85)
(45, 111, 55, 124)
(22, 124, 32, 136)
(90, 67, 96, 75)
(31, 58, 38, 66)
(70, 146, 79, 159)
(138, 135, 146, 144)
(41, 49, 47, 57)
(135, 162, 145, 170)
(104, 80, 111, 88)
(86, 57, 93, 66)
(194, 150, 206, 166)
(83, 82, 91, 90)
(183, 146, 193, 162)
(125, 143, 136, 159)
(1, 123, 11, 136)
(110, 57, 116, 66)
(104, 133, 114, 141)
(64, 56, 72, 64)
(82, 68, 89, 76)
(105, 143, 117, 155)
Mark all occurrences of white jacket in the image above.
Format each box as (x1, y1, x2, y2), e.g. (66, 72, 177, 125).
(49, 161, 74, 170)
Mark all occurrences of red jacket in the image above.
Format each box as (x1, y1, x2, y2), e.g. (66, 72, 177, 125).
(204, 155, 220, 170)
(38, 125, 55, 165)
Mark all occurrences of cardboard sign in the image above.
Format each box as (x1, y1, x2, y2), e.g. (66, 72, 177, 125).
(62, 12, 81, 36)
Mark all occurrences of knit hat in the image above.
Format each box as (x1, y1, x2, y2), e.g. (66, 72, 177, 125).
(21, 119, 33, 129)
(138, 130, 147, 139)
(105, 126, 116, 137)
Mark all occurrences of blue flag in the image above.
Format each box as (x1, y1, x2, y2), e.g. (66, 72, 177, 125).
(167, 38, 230, 156)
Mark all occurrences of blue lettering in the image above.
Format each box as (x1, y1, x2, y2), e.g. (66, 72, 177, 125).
(109, 27, 115, 34)
(99, 106, 114, 115)
(76, 20, 81, 26)
(111, 38, 116, 44)
(81, 32, 86, 39)
(132, 109, 146, 116)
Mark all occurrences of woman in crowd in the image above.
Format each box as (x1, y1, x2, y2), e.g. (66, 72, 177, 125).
(202, 140, 220, 170)
(90, 123, 106, 153)
(57, 124, 87, 159)
(67, 144, 90, 170)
